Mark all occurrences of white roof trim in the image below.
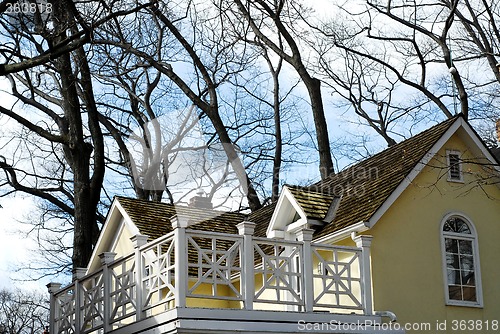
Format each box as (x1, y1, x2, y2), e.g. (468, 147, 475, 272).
(314, 221, 369, 244)
(266, 186, 308, 237)
(368, 117, 498, 228)
(459, 118, 500, 173)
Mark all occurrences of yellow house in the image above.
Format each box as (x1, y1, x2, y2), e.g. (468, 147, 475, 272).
(47, 115, 500, 334)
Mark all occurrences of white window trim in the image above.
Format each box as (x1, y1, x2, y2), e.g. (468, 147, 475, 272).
(446, 149, 464, 183)
(440, 212, 483, 308)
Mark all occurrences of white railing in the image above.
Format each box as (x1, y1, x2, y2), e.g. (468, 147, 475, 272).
(48, 221, 373, 334)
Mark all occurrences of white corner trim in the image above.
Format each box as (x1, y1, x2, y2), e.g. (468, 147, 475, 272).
(314, 221, 370, 244)
(367, 118, 465, 228)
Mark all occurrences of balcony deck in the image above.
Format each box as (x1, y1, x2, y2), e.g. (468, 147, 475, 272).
(47, 221, 403, 334)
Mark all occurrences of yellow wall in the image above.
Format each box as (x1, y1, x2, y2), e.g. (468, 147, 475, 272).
(366, 133, 500, 333)
(113, 221, 135, 259)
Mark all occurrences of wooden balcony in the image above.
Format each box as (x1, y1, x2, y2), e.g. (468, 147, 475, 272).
(47, 220, 402, 334)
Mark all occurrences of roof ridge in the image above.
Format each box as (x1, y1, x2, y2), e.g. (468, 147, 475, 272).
(284, 184, 336, 194)
(115, 195, 243, 216)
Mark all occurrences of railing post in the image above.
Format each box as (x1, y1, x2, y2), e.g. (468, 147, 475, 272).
(72, 268, 86, 282)
(47, 283, 62, 334)
(131, 234, 149, 321)
(72, 269, 85, 334)
(172, 216, 188, 308)
(296, 229, 314, 312)
(99, 252, 116, 332)
(237, 221, 256, 310)
(353, 235, 374, 315)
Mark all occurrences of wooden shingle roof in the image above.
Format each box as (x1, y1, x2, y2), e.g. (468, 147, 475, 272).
(113, 116, 458, 242)
(248, 202, 276, 237)
(286, 186, 336, 220)
(308, 116, 457, 238)
(116, 197, 245, 240)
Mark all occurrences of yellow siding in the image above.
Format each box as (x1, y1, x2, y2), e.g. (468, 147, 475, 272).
(113, 222, 135, 259)
(367, 133, 500, 333)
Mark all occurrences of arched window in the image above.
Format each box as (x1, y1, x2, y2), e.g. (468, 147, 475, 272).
(441, 215, 482, 307)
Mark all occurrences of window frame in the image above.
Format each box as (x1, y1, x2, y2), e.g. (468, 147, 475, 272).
(440, 213, 483, 308)
(446, 150, 464, 183)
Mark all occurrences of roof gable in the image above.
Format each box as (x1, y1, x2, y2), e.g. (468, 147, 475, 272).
(87, 196, 246, 270)
(265, 186, 339, 238)
(309, 116, 458, 239)
(312, 115, 500, 241)
(87, 199, 140, 273)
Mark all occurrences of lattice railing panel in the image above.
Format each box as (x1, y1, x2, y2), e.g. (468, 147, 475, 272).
(79, 271, 105, 333)
(54, 286, 77, 334)
(186, 231, 243, 300)
(253, 238, 304, 306)
(311, 245, 363, 310)
(141, 234, 176, 311)
(109, 254, 136, 325)
(50, 226, 374, 333)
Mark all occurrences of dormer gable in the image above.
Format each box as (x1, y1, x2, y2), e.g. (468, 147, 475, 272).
(87, 198, 141, 274)
(266, 185, 339, 238)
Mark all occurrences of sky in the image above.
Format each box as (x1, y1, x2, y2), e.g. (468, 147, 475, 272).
(0, 0, 496, 294)
(0, 195, 49, 291)
(0, 77, 56, 292)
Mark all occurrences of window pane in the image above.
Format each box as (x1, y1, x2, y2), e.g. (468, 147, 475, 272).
(447, 269, 461, 285)
(460, 255, 474, 271)
(458, 240, 473, 255)
(462, 287, 476, 302)
(443, 217, 471, 234)
(445, 238, 458, 253)
(446, 254, 460, 269)
(443, 221, 453, 232)
(461, 270, 475, 287)
(449, 285, 462, 301)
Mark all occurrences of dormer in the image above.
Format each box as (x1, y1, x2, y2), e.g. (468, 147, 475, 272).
(266, 185, 340, 239)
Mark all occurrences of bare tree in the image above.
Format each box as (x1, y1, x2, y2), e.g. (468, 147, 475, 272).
(0, 288, 49, 334)
(94, 1, 269, 210)
(229, 0, 335, 179)
(0, 0, 155, 75)
(307, 0, 500, 144)
(0, 0, 111, 269)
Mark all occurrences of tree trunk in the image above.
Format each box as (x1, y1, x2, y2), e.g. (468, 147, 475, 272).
(53, 1, 100, 269)
(302, 75, 335, 179)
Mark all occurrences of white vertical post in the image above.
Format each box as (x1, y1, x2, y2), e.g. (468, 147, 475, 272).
(296, 229, 314, 312)
(131, 234, 149, 321)
(172, 216, 188, 308)
(99, 252, 116, 332)
(47, 283, 62, 334)
(353, 235, 374, 315)
(72, 269, 85, 334)
(237, 221, 255, 310)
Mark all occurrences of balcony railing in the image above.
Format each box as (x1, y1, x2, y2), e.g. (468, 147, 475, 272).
(47, 220, 373, 334)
